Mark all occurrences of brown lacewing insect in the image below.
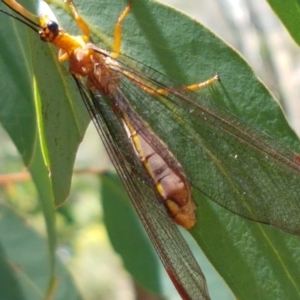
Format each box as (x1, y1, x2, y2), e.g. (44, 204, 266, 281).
(2, 0, 300, 299)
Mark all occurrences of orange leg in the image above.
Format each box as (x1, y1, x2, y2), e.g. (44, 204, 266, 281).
(64, 0, 131, 56)
(123, 70, 219, 95)
(156, 75, 219, 95)
(111, 0, 132, 58)
(64, 0, 90, 41)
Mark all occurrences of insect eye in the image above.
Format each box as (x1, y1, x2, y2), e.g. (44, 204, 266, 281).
(47, 21, 59, 34)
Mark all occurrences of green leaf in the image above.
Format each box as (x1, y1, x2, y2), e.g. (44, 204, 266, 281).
(1, 0, 300, 299)
(0, 0, 88, 295)
(0, 0, 90, 207)
(266, 0, 300, 46)
(31, 35, 89, 207)
(0, 0, 37, 164)
(0, 202, 81, 300)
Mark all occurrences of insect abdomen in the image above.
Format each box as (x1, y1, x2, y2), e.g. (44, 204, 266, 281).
(124, 119, 196, 229)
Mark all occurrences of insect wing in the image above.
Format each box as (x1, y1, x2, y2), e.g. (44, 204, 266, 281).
(73, 77, 211, 300)
(105, 52, 300, 236)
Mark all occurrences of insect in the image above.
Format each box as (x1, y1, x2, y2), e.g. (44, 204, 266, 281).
(1, 0, 300, 299)
(0, 0, 214, 298)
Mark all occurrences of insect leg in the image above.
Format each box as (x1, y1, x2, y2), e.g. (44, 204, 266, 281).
(122, 69, 219, 96)
(64, 0, 90, 40)
(111, 0, 132, 58)
(156, 74, 220, 95)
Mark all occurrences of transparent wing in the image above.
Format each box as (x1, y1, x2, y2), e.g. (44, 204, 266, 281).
(94, 48, 300, 236)
(73, 76, 211, 300)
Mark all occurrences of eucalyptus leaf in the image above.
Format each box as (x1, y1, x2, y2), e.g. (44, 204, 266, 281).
(0, 203, 81, 300)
